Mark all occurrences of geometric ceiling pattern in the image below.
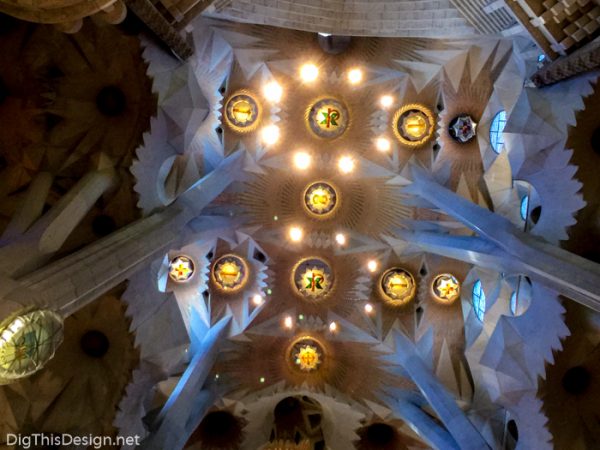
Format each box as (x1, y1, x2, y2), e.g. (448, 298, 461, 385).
(0, 12, 599, 450)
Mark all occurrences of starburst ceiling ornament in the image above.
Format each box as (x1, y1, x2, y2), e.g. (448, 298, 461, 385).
(393, 104, 435, 147)
(293, 258, 334, 300)
(378, 268, 417, 306)
(224, 90, 261, 133)
(448, 114, 477, 143)
(212, 254, 249, 293)
(288, 336, 325, 373)
(307, 97, 349, 139)
(168, 255, 195, 283)
(0, 310, 64, 383)
(303, 182, 338, 217)
(431, 274, 461, 304)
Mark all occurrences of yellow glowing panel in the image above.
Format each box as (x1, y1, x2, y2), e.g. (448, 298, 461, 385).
(432, 274, 461, 304)
(303, 182, 338, 217)
(378, 268, 416, 305)
(295, 345, 321, 371)
(212, 254, 249, 293)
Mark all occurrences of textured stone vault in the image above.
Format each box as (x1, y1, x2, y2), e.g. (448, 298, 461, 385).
(0, 12, 599, 450)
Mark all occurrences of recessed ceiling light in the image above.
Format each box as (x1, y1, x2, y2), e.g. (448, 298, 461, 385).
(348, 68, 363, 84)
(263, 81, 283, 103)
(335, 233, 346, 245)
(300, 63, 319, 82)
(380, 95, 394, 108)
(338, 155, 355, 174)
(293, 151, 311, 170)
(252, 294, 264, 306)
(364, 303, 374, 314)
(289, 226, 303, 242)
(261, 124, 280, 145)
(284, 316, 293, 329)
(367, 260, 378, 273)
(376, 137, 391, 152)
(329, 321, 338, 332)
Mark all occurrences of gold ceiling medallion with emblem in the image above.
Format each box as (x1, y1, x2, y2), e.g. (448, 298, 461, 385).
(392, 104, 435, 147)
(168, 255, 195, 283)
(307, 97, 349, 139)
(224, 90, 261, 133)
(292, 257, 334, 300)
(287, 336, 326, 374)
(303, 181, 339, 217)
(378, 267, 417, 306)
(431, 273, 461, 304)
(0, 310, 64, 383)
(211, 254, 250, 293)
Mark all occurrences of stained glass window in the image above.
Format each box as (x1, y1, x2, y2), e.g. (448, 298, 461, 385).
(472, 280, 486, 321)
(490, 110, 507, 153)
(0, 310, 63, 381)
(520, 195, 529, 221)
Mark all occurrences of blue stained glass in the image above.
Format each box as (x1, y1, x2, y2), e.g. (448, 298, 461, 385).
(510, 292, 518, 316)
(490, 110, 507, 153)
(520, 195, 529, 221)
(472, 280, 486, 322)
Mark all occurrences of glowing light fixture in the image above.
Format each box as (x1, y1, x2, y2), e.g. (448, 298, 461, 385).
(259, 376, 266, 383)
(300, 63, 319, 82)
(375, 137, 391, 152)
(335, 233, 346, 245)
(338, 155, 355, 174)
(367, 260, 378, 273)
(261, 124, 280, 146)
(289, 226, 303, 242)
(284, 316, 294, 329)
(348, 68, 363, 84)
(252, 294, 264, 306)
(364, 303, 374, 314)
(380, 95, 394, 108)
(263, 81, 283, 103)
(329, 322, 338, 332)
(294, 151, 312, 170)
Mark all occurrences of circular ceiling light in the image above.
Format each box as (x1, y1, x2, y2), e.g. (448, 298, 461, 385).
(392, 104, 435, 147)
(224, 90, 261, 133)
(337, 155, 355, 174)
(0, 310, 64, 381)
(211, 254, 249, 293)
(292, 257, 334, 300)
(261, 124, 280, 145)
(347, 68, 363, 84)
(431, 273, 461, 304)
(288, 336, 325, 373)
(378, 267, 417, 306)
(380, 95, 394, 109)
(307, 97, 349, 139)
(169, 255, 195, 283)
(263, 81, 283, 103)
(449, 114, 477, 143)
(300, 63, 319, 82)
(289, 226, 304, 242)
(375, 137, 391, 152)
(293, 151, 312, 170)
(303, 181, 338, 217)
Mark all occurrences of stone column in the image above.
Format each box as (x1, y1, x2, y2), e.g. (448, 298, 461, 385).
(404, 166, 600, 310)
(0, 150, 245, 320)
(532, 37, 600, 86)
(140, 316, 231, 450)
(388, 330, 491, 450)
